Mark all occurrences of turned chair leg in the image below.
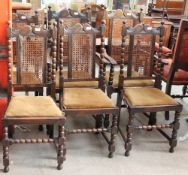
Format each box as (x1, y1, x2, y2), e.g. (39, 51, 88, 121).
(3, 127, 10, 173)
(57, 125, 65, 170)
(95, 114, 103, 129)
(165, 111, 170, 120)
(104, 114, 110, 128)
(125, 113, 134, 157)
(46, 125, 54, 138)
(108, 115, 117, 158)
(148, 112, 156, 131)
(169, 111, 180, 153)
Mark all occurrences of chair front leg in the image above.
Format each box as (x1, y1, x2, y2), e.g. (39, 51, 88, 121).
(3, 126, 10, 173)
(169, 110, 180, 153)
(125, 112, 134, 157)
(108, 114, 118, 158)
(57, 125, 66, 170)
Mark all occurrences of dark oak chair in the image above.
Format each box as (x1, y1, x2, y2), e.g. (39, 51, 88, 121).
(118, 22, 183, 156)
(55, 8, 85, 64)
(2, 23, 66, 172)
(106, 11, 155, 99)
(58, 22, 119, 157)
(54, 21, 103, 94)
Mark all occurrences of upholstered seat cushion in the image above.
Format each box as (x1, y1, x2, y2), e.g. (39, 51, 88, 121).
(56, 71, 98, 88)
(124, 87, 178, 106)
(5, 96, 63, 117)
(105, 71, 154, 87)
(162, 59, 188, 84)
(63, 88, 115, 109)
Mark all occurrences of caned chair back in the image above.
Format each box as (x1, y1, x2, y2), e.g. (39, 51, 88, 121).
(56, 9, 83, 64)
(108, 10, 135, 62)
(66, 23, 97, 80)
(123, 23, 161, 79)
(16, 26, 48, 86)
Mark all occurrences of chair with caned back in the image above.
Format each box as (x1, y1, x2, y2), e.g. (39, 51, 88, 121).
(58, 22, 119, 158)
(2, 22, 65, 172)
(56, 8, 84, 64)
(54, 22, 103, 96)
(12, 25, 46, 97)
(117, 22, 183, 156)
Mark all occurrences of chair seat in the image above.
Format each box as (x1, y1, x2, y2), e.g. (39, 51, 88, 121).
(106, 71, 154, 87)
(5, 96, 63, 117)
(163, 59, 188, 84)
(56, 71, 98, 88)
(124, 87, 178, 106)
(63, 88, 115, 109)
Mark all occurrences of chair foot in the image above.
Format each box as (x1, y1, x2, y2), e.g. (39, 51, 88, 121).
(57, 164, 63, 170)
(125, 151, 130, 157)
(4, 166, 9, 173)
(108, 152, 113, 158)
(169, 147, 174, 153)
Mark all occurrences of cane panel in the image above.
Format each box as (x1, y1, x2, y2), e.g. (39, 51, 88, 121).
(70, 33, 94, 79)
(59, 18, 81, 63)
(18, 35, 46, 85)
(127, 33, 154, 78)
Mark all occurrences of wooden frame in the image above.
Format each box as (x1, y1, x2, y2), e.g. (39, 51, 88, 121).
(117, 22, 183, 156)
(58, 22, 119, 158)
(2, 22, 65, 172)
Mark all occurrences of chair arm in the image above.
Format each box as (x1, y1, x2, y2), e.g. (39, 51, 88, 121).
(95, 52, 109, 64)
(154, 55, 169, 66)
(103, 51, 117, 65)
(155, 42, 173, 57)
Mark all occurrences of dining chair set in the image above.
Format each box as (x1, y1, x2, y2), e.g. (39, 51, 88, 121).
(2, 6, 188, 173)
